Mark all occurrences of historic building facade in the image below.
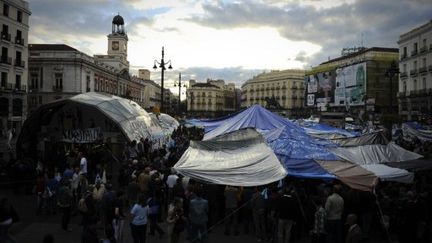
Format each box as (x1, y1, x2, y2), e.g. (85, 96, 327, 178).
(241, 69, 305, 117)
(186, 79, 235, 117)
(398, 20, 432, 120)
(306, 47, 399, 120)
(0, 0, 30, 158)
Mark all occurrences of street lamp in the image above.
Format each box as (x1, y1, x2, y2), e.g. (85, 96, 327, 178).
(153, 46, 172, 113)
(385, 61, 399, 114)
(174, 72, 186, 115)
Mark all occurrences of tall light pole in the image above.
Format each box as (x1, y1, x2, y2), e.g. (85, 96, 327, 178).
(174, 72, 186, 115)
(153, 46, 172, 113)
(385, 61, 399, 114)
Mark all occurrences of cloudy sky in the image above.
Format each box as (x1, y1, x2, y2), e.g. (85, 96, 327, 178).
(29, 0, 432, 89)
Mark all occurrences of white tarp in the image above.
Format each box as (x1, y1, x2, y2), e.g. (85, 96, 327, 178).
(174, 129, 287, 186)
(330, 142, 423, 165)
(360, 164, 414, 184)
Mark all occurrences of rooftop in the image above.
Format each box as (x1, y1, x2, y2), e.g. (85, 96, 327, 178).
(29, 44, 78, 52)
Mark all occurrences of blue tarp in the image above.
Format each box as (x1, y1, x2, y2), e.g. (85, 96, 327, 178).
(266, 127, 338, 179)
(203, 105, 305, 140)
(303, 123, 359, 138)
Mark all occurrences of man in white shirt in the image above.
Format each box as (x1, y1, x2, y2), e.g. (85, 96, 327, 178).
(325, 184, 344, 243)
(79, 152, 88, 176)
(166, 169, 178, 202)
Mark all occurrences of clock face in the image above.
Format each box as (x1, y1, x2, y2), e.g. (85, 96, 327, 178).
(112, 41, 119, 51)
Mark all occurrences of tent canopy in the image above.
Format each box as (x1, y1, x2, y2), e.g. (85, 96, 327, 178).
(174, 129, 287, 186)
(18, 92, 163, 153)
(303, 123, 359, 139)
(332, 132, 388, 147)
(203, 105, 304, 140)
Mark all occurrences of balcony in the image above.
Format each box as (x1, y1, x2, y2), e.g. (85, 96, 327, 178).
(420, 46, 427, 53)
(291, 94, 297, 99)
(281, 86, 287, 90)
(282, 96, 286, 100)
(292, 85, 298, 89)
(397, 92, 406, 98)
(14, 60, 25, 68)
(419, 66, 427, 74)
(0, 56, 12, 65)
(399, 71, 408, 78)
(16, 84, 26, 91)
(429, 65, 432, 72)
(411, 49, 418, 57)
(1, 32, 11, 42)
(409, 69, 417, 77)
(400, 53, 407, 60)
(270, 87, 274, 90)
(15, 37, 24, 46)
(52, 85, 63, 92)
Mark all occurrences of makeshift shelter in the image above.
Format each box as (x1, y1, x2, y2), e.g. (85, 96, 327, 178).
(203, 105, 304, 140)
(17, 92, 163, 157)
(329, 143, 422, 183)
(303, 123, 359, 139)
(332, 132, 388, 147)
(152, 113, 180, 134)
(402, 122, 432, 141)
(174, 129, 287, 186)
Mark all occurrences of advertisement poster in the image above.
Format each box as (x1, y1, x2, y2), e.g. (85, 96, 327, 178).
(307, 75, 318, 93)
(334, 62, 366, 106)
(307, 94, 315, 106)
(305, 71, 336, 108)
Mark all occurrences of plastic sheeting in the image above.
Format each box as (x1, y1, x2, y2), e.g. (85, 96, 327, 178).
(316, 160, 378, 191)
(402, 122, 432, 142)
(203, 105, 304, 140)
(332, 132, 389, 147)
(154, 113, 180, 134)
(330, 142, 423, 165)
(173, 129, 287, 186)
(303, 123, 359, 139)
(266, 127, 338, 179)
(386, 160, 432, 172)
(360, 164, 414, 184)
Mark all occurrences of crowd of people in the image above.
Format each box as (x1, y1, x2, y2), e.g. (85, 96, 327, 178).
(1, 125, 432, 243)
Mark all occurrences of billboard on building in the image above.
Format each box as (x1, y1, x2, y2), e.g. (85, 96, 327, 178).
(306, 70, 336, 107)
(334, 62, 366, 106)
(307, 94, 315, 106)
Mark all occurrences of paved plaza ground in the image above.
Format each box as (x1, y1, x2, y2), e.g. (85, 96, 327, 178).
(3, 188, 391, 243)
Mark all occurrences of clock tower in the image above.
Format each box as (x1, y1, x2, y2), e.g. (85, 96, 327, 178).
(95, 14, 130, 71)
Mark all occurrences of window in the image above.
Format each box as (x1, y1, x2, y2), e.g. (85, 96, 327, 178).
(1, 72, 6, 87)
(414, 79, 417, 91)
(15, 75, 21, 89)
(17, 10, 22, 23)
(86, 75, 90, 92)
(2, 24, 8, 35)
(414, 60, 417, 70)
(414, 42, 418, 51)
(38, 96, 42, 104)
(423, 38, 427, 48)
(55, 73, 63, 89)
(12, 99, 22, 116)
(3, 4, 9, 16)
(403, 47, 407, 56)
(403, 81, 407, 93)
(0, 97, 8, 116)
(423, 78, 427, 90)
(16, 30, 22, 44)
(15, 51, 21, 66)
(30, 73, 38, 89)
(423, 58, 427, 68)
(403, 64, 407, 72)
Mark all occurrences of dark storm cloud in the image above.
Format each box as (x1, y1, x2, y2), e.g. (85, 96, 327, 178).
(188, 0, 432, 65)
(29, 0, 154, 49)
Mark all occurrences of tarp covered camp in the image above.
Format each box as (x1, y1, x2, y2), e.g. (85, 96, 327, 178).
(174, 129, 287, 186)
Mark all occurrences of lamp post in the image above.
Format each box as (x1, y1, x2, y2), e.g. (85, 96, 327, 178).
(153, 46, 172, 113)
(174, 72, 186, 115)
(385, 61, 399, 114)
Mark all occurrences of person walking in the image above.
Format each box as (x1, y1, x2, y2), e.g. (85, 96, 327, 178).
(275, 186, 299, 243)
(188, 186, 209, 243)
(57, 179, 73, 232)
(224, 185, 240, 236)
(130, 194, 149, 243)
(325, 185, 344, 243)
(345, 214, 362, 243)
(167, 198, 185, 243)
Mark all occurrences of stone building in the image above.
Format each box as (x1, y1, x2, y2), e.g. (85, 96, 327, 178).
(241, 69, 305, 117)
(306, 47, 399, 120)
(0, 0, 30, 158)
(187, 79, 235, 117)
(398, 20, 432, 120)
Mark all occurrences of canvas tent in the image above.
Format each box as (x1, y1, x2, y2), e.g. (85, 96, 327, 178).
(17, 92, 163, 155)
(332, 132, 388, 147)
(402, 122, 432, 141)
(303, 123, 359, 139)
(174, 129, 287, 186)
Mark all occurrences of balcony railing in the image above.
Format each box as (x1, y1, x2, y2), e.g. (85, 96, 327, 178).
(420, 46, 427, 53)
(292, 85, 298, 89)
(292, 95, 297, 99)
(400, 72, 408, 78)
(0, 56, 12, 64)
(397, 92, 406, 98)
(15, 37, 24, 45)
(400, 53, 407, 60)
(419, 66, 427, 74)
(411, 49, 418, 56)
(16, 84, 26, 91)
(410, 69, 418, 77)
(281, 86, 287, 90)
(1, 32, 11, 41)
(52, 85, 63, 91)
(14, 60, 25, 67)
